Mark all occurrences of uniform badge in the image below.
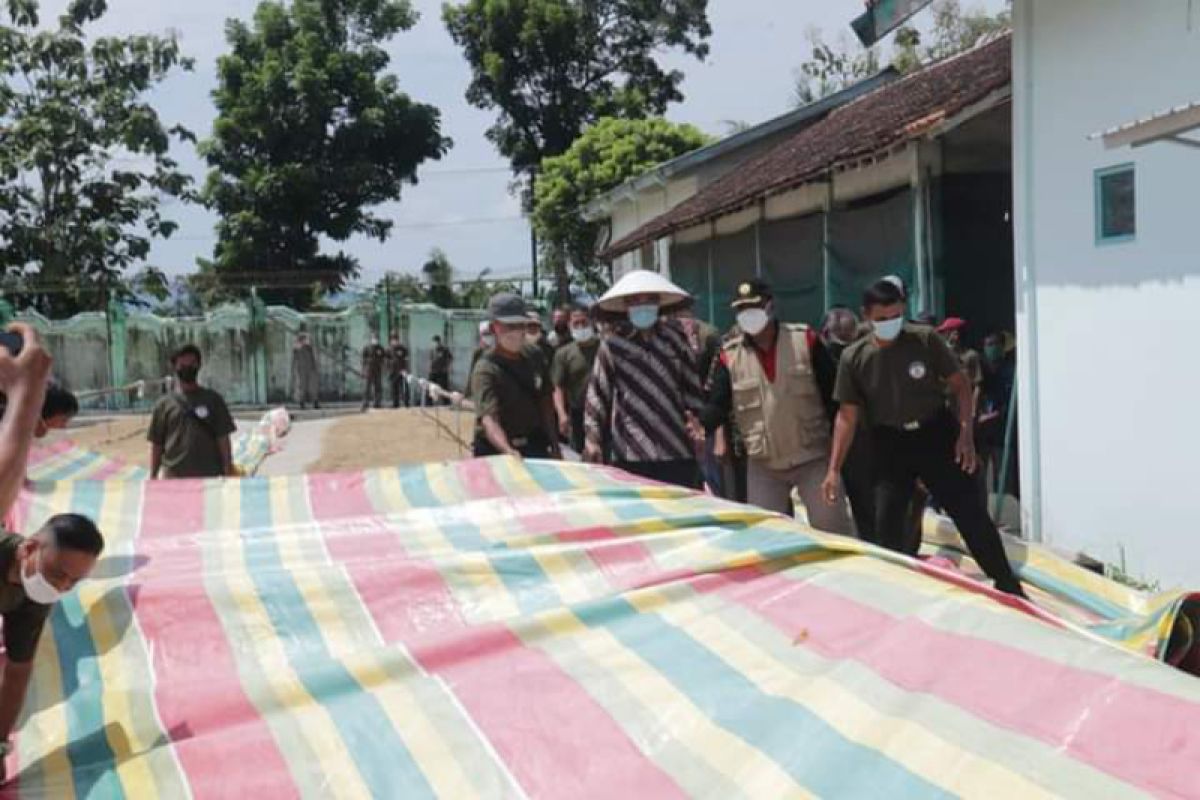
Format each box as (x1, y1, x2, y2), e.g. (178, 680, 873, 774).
(195, 405, 210, 419)
(908, 361, 927, 380)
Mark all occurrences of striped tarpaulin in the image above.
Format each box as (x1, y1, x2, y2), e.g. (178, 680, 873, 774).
(4, 455, 1200, 798)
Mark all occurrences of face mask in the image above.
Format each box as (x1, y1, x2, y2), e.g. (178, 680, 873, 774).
(571, 326, 595, 344)
(22, 550, 62, 605)
(737, 309, 771, 336)
(482, 334, 496, 348)
(525, 333, 542, 347)
(498, 330, 525, 353)
(175, 365, 200, 384)
(628, 304, 659, 330)
(985, 345, 1004, 362)
(872, 317, 904, 342)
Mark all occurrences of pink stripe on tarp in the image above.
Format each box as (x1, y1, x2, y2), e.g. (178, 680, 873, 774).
(87, 458, 130, 482)
(694, 566, 1200, 798)
(456, 458, 508, 500)
(307, 472, 686, 800)
(26, 440, 73, 467)
(134, 480, 295, 799)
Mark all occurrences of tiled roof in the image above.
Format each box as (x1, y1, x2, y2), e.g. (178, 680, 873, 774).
(601, 33, 1011, 260)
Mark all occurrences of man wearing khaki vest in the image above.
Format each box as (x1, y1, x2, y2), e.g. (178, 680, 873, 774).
(701, 280, 853, 534)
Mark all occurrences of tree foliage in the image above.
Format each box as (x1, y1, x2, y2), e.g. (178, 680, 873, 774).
(792, 28, 880, 108)
(794, 1, 1010, 106)
(533, 117, 709, 292)
(377, 249, 516, 310)
(202, 0, 450, 308)
(443, 0, 711, 299)
(0, 0, 194, 316)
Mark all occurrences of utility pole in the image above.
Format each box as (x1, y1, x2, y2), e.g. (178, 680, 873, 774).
(529, 169, 539, 298)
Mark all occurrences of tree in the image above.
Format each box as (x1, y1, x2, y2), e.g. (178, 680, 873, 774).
(443, 0, 712, 300)
(792, 27, 880, 107)
(793, 1, 1010, 105)
(0, 0, 194, 317)
(201, 0, 450, 309)
(533, 117, 709, 293)
(421, 247, 456, 308)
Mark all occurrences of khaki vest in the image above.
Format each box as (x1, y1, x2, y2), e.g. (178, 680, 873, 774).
(726, 324, 831, 470)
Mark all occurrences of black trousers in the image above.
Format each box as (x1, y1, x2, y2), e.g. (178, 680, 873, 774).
(390, 374, 409, 408)
(871, 413, 1023, 595)
(840, 432, 876, 542)
(614, 459, 700, 490)
(568, 407, 585, 455)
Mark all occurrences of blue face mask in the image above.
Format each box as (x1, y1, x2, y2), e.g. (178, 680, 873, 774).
(628, 304, 659, 330)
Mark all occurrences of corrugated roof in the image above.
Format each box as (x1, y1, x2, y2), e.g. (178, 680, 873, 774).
(601, 33, 1012, 260)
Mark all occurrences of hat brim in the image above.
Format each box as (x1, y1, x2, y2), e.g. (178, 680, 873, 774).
(596, 270, 692, 313)
(731, 296, 770, 310)
(492, 315, 529, 325)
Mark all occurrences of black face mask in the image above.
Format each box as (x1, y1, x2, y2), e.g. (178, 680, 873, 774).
(175, 365, 200, 384)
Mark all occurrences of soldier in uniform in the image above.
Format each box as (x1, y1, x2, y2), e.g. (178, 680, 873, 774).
(387, 333, 410, 408)
(822, 278, 1026, 597)
(291, 330, 320, 410)
(550, 305, 600, 454)
(472, 293, 561, 459)
(702, 280, 853, 533)
(360, 334, 386, 411)
(429, 335, 453, 397)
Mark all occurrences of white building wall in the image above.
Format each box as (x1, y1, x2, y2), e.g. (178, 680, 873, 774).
(1014, 0, 1200, 586)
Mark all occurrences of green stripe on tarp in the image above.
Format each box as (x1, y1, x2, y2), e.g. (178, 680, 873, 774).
(851, 0, 935, 47)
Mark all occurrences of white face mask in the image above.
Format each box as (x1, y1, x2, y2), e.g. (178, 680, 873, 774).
(737, 309, 771, 336)
(481, 334, 496, 348)
(22, 550, 62, 605)
(872, 317, 904, 342)
(628, 304, 659, 330)
(498, 330, 525, 353)
(571, 326, 595, 343)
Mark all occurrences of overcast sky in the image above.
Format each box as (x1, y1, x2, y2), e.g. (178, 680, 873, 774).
(38, 0, 1005, 286)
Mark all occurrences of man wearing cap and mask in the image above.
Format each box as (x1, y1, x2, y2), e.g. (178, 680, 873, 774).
(584, 270, 703, 489)
(291, 330, 320, 410)
(701, 281, 852, 533)
(361, 334, 386, 411)
(149, 344, 237, 479)
(525, 311, 556, 365)
(551, 305, 600, 454)
(387, 333, 410, 408)
(937, 317, 982, 406)
(472, 293, 561, 460)
(822, 278, 1026, 597)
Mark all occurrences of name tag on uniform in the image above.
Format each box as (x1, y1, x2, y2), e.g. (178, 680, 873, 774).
(908, 361, 927, 380)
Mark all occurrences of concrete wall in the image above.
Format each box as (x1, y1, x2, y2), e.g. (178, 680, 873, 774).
(16, 301, 487, 407)
(1013, 0, 1200, 587)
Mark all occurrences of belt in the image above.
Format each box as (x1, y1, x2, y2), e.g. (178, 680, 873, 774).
(886, 414, 943, 433)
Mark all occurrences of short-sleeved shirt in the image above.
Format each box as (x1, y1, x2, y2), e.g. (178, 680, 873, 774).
(0, 534, 52, 663)
(148, 388, 237, 478)
(551, 341, 599, 411)
(431, 346, 453, 375)
(833, 325, 962, 428)
(473, 347, 551, 441)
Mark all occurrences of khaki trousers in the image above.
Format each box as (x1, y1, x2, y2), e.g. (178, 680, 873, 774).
(747, 457, 854, 535)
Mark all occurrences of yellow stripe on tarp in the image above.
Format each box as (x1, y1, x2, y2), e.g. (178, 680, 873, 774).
(208, 479, 370, 800)
(270, 476, 482, 800)
(17, 480, 77, 798)
(635, 583, 1059, 799)
(81, 479, 176, 797)
(374, 467, 522, 625)
(526, 606, 814, 799)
